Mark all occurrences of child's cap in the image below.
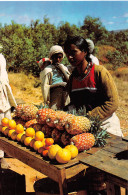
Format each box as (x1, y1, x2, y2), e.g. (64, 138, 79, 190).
(86, 39, 94, 54)
(49, 45, 64, 59)
(37, 58, 51, 69)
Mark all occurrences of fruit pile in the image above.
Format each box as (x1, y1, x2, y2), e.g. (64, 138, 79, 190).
(0, 104, 109, 164)
(0, 117, 78, 164)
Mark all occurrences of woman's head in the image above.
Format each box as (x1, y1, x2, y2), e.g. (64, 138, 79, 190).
(64, 36, 90, 67)
(49, 45, 64, 65)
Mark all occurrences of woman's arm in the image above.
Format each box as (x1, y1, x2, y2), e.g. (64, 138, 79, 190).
(88, 66, 119, 120)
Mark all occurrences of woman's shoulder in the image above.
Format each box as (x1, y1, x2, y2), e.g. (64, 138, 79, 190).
(94, 64, 109, 74)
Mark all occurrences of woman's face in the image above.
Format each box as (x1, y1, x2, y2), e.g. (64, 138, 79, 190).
(65, 44, 86, 67)
(51, 53, 63, 65)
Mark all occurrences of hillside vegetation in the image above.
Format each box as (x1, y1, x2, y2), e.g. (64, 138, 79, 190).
(0, 16, 128, 76)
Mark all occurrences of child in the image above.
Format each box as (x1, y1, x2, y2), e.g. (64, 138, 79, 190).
(64, 36, 123, 137)
(0, 52, 17, 168)
(40, 45, 70, 110)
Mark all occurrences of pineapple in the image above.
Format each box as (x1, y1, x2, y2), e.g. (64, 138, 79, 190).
(41, 124, 52, 137)
(14, 104, 24, 118)
(54, 110, 70, 131)
(65, 115, 91, 135)
(14, 104, 38, 121)
(70, 115, 110, 152)
(25, 119, 38, 128)
(36, 108, 54, 124)
(46, 110, 57, 128)
(70, 133, 95, 151)
(51, 128, 62, 143)
(61, 131, 72, 146)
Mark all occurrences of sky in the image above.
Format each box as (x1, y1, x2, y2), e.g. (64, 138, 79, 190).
(0, 1, 128, 31)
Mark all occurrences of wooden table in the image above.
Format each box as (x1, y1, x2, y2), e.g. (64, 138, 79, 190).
(80, 135, 128, 195)
(0, 131, 102, 195)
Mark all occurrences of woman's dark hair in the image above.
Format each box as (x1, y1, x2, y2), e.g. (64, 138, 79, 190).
(64, 35, 91, 62)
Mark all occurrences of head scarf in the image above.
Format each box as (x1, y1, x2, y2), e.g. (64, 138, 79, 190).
(49, 45, 64, 59)
(86, 39, 94, 54)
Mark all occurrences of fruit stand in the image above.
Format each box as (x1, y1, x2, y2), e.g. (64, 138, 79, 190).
(0, 129, 109, 195)
(0, 104, 121, 194)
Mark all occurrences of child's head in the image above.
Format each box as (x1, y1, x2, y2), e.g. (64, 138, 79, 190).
(37, 58, 51, 70)
(64, 36, 90, 67)
(49, 45, 64, 65)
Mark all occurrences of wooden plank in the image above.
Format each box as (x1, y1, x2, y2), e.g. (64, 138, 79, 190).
(109, 142, 128, 150)
(106, 182, 121, 195)
(81, 156, 128, 181)
(102, 145, 127, 154)
(106, 174, 128, 189)
(66, 163, 88, 179)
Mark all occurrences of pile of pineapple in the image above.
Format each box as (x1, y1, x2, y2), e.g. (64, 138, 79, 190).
(13, 104, 109, 150)
(0, 103, 110, 164)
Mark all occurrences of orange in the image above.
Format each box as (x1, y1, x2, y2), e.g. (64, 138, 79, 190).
(35, 131, 44, 141)
(3, 128, 9, 136)
(30, 139, 36, 148)
(45, 138, 54, 146)
(24, 137, 33, 146)
(33, 140, 43, 151)
(15, 124, 24, 134)
(65, 145, 78, 159)
(48, 144, 61, 160)
(1, 126, 8, 133)
(42, 150, 48, 157)
(10, 131, 18, 140)
(8, 119, 16, 129)
(56, 148, 71, 164)
(20, 134, 27, 143)
(25, 127, 35, 137)
(8, 129, 16, 137)
(16, 132, 25, 142)
(1, 117, 9, 127)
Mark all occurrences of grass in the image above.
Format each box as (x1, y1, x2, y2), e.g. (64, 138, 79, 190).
(8, 72, 43, 104)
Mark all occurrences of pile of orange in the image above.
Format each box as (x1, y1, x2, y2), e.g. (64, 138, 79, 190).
(0, 117, 79, 164)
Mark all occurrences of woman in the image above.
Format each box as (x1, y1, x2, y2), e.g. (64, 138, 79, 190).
(40, 45, 70, 110)
(64, 36, 123, 137)
(0, 52, 17, 168)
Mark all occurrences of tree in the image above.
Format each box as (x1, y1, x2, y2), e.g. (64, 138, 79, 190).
(81, 16, 108, 44)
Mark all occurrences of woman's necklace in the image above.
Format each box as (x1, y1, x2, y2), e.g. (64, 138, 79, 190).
(76, 63, 90, 80)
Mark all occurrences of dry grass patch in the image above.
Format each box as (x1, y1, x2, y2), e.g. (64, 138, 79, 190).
(8, 72, 43, 104)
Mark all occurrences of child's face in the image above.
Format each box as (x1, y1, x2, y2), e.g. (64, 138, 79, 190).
(51, 53, 63, 65)
(65, 44, 86, 67)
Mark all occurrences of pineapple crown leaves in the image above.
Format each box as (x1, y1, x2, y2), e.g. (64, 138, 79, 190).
(88, 115, 111, 147)
(67, 105, 87, 116)
(34, 103, 49, 110)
